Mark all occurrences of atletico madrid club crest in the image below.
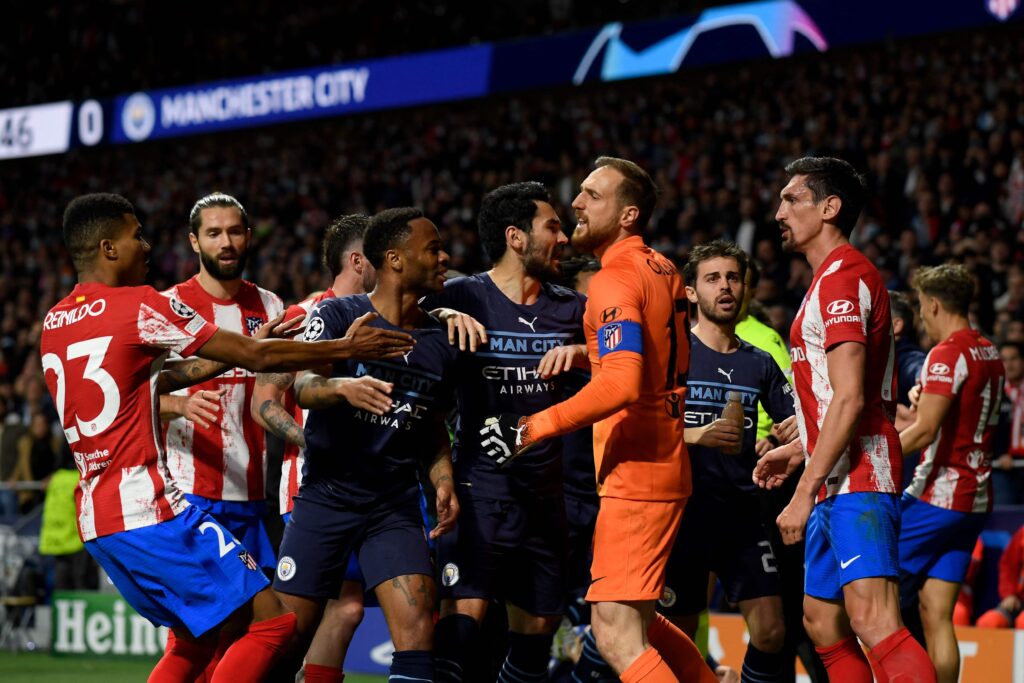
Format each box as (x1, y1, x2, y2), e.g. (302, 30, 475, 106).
(238, 549, 259, 571)
(602, 323, 622, 352)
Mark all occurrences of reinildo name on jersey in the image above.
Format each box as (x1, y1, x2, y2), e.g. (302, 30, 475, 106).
(43, 298, 107, 330)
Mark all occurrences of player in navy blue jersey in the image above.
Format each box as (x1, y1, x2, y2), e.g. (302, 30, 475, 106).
(273, 208, 460, 683)
(425, 182, 587, 683)
(662, 240, 797, 683)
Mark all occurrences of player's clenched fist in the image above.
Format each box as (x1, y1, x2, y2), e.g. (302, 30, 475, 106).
(479, 412, 537, 467)
(339, 311, 415, 359)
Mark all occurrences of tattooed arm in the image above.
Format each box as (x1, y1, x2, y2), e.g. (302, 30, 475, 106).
(157, 358, 230, 394)
(427, 415, 458, 539)
(251, 371, 305, 447)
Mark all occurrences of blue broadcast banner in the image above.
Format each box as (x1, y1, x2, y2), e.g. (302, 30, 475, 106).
(111, 44, 492, 143)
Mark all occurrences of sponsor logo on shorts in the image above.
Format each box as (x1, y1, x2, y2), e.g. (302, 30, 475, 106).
(839, 554, 862, 570)
(277, 556, 297, 581)
(664, 393, 681, 418)
(169, 297, 197, 319)
(442, 563, 460, 587)
(303, 317, 325, 341)
(602, 323, 622, 351)
(238, 549, 259, 571)
(658, 587, 677, 608)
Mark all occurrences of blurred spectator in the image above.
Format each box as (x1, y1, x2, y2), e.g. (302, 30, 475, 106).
(994, 341, 1024, 505)
(0, 394, 27, 520)
(12, 412, 59, 512)
(39, 448, 98, 590)
(976, 526, 1024, 629)
(890, 291, 927, 407)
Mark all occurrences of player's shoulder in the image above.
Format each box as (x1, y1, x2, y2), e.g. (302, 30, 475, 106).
(312, 293, 368, 319)
(248, 281, 284, 310)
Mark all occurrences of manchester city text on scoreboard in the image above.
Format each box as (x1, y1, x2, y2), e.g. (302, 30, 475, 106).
(1, 0, 1019, 160)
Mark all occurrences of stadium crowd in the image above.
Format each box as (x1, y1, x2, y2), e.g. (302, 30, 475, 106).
(0, 13, 1023, 683)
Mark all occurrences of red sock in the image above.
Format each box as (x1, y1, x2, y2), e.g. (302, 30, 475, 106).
(210, 613, 298, 683)
(646, 614, 718, 683)
(619, 646, 678, 683)
(868, 627, 937, 683)
(304, 663, 345, 683)
(815, 634, 873, 683)
(150, 631, 217, 683)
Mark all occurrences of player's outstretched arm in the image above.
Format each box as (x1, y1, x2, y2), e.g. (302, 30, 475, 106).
(294, 369, 394, 412)
(899, 392, 952, 454)
(427, 417, 459, 539)
(777, 341, 866, 545)
(251, 372, 305, 447)
(196, 312, 414, 373)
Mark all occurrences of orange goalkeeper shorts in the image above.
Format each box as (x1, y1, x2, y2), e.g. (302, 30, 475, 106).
(586, 496, 686, 603)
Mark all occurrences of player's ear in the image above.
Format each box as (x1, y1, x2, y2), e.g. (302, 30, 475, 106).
(821, 195, 842, 223)
(99, 237, 118, 261)
(619, 205, 640, 231)
(505, 225, 524, 252)
(188, 231, 200, 254)
(685, 285, 698, 304)
(386, 247, 402, 272)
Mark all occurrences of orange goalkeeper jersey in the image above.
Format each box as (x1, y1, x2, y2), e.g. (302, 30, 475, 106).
(530, 235, 690, 501)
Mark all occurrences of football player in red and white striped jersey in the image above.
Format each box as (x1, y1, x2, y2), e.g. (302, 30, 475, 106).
(898, 264, 1004, 683)
(754, 157, 935, 683)
(42, 193, 413, 682)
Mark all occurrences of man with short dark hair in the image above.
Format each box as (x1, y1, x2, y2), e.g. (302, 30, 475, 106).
(994, 340, 1024, 505)
(664, 239, 795, 683)
(42, 193, 411, 682)
(898, 264, 1004, 683)
(754, 157, 936, 683)
(427, 181, 586, 683)
(274, 207, 461, 683)
(250, 213, 378, 682)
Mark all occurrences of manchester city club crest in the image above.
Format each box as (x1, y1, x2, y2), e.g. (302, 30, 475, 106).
(658, 586, 677, 608)
(277, 556, 297, 581)
(442, 563, 460, 587)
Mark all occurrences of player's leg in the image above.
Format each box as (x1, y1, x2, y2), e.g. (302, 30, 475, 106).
(917, 578, 961, 683)
(503, 603, 561, 683)
(498, 494, 568, 683)
(210, 587, 299, 683)
(435, 491, 502, 682)
(802, 498, 873, 682)
(304, 579, 366, 677)
(737, 596, 787, 682)
(375, 574, 436, 682)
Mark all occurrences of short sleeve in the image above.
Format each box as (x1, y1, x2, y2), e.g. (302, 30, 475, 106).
(919, 344, 963, 400)
(762, 352, 796, 423)
(818, 271, 867, 350)
(302, 298, 353, 344)
(588, 267, 644, 359)
(137, 287, 217, 356)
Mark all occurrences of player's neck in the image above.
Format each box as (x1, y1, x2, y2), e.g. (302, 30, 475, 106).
(368, 284, 426, 329)
(77, 269, 123, 287)
(692, 320, 738, 353)
(196, 269, 243, 300)
(593, 228, 637, 261)
(804, 230, 849, 273)
(934, 314, 971, 342)
(330, 272, 364, 298)
(488, 263, 542, 305)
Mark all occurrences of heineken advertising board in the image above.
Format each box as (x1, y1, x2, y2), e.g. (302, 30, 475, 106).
(51, 591, 167, 657)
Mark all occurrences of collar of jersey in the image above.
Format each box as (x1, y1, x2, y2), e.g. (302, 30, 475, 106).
(599, 234, 645, 266)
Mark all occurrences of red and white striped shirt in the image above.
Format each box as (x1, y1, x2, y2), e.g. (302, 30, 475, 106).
(162, 277, 283, 502)
(1006, 379, 1024, 458)
(790, 244, 902, 502)
(907, 329, 1004, 513)
(278, 288, 334, 514)
(40, 283, 217, 541)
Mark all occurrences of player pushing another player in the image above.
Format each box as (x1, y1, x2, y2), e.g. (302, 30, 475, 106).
(41, 194, 413, 683)
(483, 157, 717, 683)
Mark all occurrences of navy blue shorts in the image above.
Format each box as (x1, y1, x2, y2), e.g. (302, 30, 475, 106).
(658, 492, 780, 615)
(282, 511, 365, 584)
(86, 504, 268, 637)
(805, 492, 901, 600)
(898, 493, 987, 604)
(436, 488, 567, 616)
(186, 494, 276, 572)
(273, 481, 432, 600)
(565, 494, 599, 596)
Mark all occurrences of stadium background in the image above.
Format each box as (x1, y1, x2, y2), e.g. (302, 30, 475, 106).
(1, 1, 1023, 680)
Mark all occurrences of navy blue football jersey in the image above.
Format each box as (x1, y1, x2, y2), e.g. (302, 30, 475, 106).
(685, 333, 794, 496)
(561, 368, 598, 503)
(425, 274, 586, 500)
(300, 294, 458, 505)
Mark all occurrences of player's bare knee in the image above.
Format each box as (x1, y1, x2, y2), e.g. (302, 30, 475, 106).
(749, 618, 786, 653)
(389, 609, 435, 651)
(327, 596, 365, 630)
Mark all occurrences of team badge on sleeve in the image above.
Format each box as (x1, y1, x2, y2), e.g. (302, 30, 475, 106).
(603, 323, 622, 351)
(597, 320, 643, 358)
(169, 297, 197, 319)
(303, 317, 325, 341)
